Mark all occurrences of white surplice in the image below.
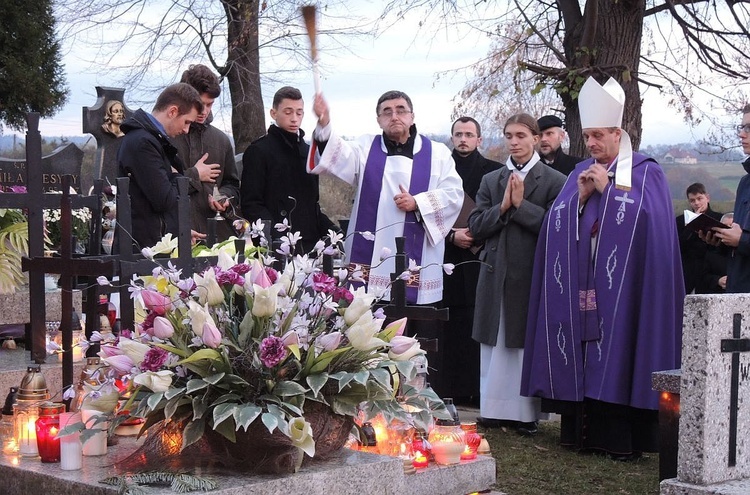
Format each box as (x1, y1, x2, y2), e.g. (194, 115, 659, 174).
(308, 125, 463, 304)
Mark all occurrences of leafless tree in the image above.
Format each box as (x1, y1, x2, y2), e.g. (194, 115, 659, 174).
(387, 0, 750, 155)
(55, 0, 372, 151)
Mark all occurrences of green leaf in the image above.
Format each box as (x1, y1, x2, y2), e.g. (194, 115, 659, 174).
(164, 387, 186, 400)
(164, 396, 190, 420)
(153, 343, 189, 358)
(368, 368, 392, 390)
(174, 348, 223, 367)
(272, 380, 307, 397)
(337, 372, 355, 391)
(212, 403, 237, 428)
(203, 372, 226, 385)
(261, 412, 279, 433)
(309, 347, 350, 373)
(192, 397, 208, 420)
(146, 392, 165, 411)
(211, 393, 242, 406)
(214, 414, 237, 442)
(235, 404, 262, 431)
(394, 360, 416, 380)
(182, 418, 205, 450)
(352, 371, 369, 385)
(306, 373, 329, 397)
(185, 379, 208, 394)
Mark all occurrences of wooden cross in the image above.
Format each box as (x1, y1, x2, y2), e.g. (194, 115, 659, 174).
(22, 175, 115, 400)
(720, 313, 750, 467)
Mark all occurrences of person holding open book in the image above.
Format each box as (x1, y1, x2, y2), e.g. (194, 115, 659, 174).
(440, 117, 500, 404)
(676, 183, 723, 294)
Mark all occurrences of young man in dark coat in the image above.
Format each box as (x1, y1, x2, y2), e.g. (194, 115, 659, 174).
(537, 115, 582, 176)
(117, 83, 204, 251)
(675, 182, 723, 293)
(438, 116, 500, 402)
(241, 86, 337, 253)
(173, 64, 240, 242)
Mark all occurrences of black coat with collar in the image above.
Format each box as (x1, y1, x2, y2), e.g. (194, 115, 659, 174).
(676, 205, 723, 293)
(241, 125, 337, 253)
(117, 109, 186, 251)
(469, 161, 566, 348)
(443, 149, 501, 306)
(542, 147, 583, 176)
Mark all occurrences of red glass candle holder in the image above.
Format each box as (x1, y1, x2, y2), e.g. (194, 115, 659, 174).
(36, 402, 65, 463)
(412, 450, 429, 469)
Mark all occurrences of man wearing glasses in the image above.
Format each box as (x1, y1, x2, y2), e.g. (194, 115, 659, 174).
(307, 91, 464, 306)
(702, 106, 750, 292)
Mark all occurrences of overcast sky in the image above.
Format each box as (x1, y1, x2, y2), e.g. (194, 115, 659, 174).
(26, 3, 716, 148)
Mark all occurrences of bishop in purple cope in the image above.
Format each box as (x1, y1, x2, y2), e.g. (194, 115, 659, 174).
(521, 77, 684, 459)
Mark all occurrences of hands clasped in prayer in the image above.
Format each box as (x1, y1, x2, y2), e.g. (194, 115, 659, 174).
(499, 173, 525, 215)
(577, 162, 609, 206)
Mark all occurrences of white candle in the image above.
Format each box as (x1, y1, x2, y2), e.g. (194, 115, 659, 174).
(18, 417, 38, 456)
(59, 412, 82, 470)
(81, 409, 108, 456)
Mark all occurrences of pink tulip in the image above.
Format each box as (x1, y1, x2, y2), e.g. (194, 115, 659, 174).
(98, 345, 122, 358)
(152, 316, 175, 339)
(281, 330, 300, 347)
(104, 354, 135, 374)
(317, 331, 342, 352)
(249, 260, 272, 289)
(202, 321, 222, 348)
(141, 289, 172, 315)
(384, 317, 407, 337)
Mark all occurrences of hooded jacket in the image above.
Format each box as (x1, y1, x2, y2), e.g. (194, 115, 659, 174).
(117, 109, 185, 251)
(173, 114, 239, 241)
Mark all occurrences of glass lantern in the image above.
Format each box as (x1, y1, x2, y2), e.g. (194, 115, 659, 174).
(428, 421, 466, 465)
(36, 402, 65, 462)
(13, 366, 50, 457)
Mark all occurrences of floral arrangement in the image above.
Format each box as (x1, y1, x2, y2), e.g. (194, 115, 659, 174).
(90, 222, 448, 471)
(43, 199, 92, 251)
(0, 185, 29, 294)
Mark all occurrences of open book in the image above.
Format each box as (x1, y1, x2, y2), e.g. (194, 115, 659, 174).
(683, 209, 728, 233)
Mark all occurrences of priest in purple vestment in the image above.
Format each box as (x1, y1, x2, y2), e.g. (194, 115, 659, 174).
(520, 77, 684, 460)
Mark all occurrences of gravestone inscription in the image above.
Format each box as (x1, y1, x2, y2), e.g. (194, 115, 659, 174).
(0, 143, 84, 192)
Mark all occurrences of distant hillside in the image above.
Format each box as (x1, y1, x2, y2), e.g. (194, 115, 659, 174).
(0, 134, 91, 152)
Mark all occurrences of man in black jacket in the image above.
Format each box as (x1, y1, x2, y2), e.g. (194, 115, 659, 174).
(439, 116, 501, 403)
(676, 182, 723, 294)
(241, 86, 337, 253)
(117, 83, 204, 251)
(537, 115, 582, 176)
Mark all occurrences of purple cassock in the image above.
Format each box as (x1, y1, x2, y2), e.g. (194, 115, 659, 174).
(521, 153, 684, 411)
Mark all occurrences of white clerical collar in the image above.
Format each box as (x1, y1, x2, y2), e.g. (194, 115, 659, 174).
(505, 151, 540, 179)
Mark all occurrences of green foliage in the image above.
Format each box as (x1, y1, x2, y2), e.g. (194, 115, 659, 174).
(0, 210, 28, 294)
(0, 0, 68, 131)
(100, 471, 218, 494)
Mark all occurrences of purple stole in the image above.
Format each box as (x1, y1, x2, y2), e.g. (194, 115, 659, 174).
(349, 135, 432, 303)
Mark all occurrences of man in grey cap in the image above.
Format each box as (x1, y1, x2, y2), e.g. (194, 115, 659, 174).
(537, 115, 582, 176)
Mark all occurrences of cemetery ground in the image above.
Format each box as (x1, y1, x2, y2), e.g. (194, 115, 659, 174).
(467, 414, 659, 495)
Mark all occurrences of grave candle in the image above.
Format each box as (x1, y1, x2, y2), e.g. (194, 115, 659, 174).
(59, 412, 82, 470)
(81, 409, 108, 456)
(36, 402, 65, 462)
(460, 444, 477, 461)
(412, 450, 429, 469)
(15, 407, 39, 456)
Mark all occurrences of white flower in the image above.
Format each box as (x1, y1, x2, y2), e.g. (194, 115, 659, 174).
(314, 240, 326, 254)
(343, 287, 375, 325)
(96, 276, 111, 286)
(328, 229, 344, 246)
(274, 218, 290, 232)
(141, 247, 155, 260)
(252, 284, 282, 317)
(118, 338, 151, 366)
(380, 247, 392, 260)
(359, 231, 375, 241)
(289, 417, 315, 457)
(217, 250, 235, 271)
(133, 370, 174, 393)
(388, 335, 425, 361)
(188, 300, 209, 337)
(346, 311, 386, 351)
(408, 258, 421, 272)
(194, 268, 224, 306)
(442, 263, 455, 275)
(150, 234, 179, 256)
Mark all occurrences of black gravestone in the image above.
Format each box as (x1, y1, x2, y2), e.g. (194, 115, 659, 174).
(0, 143, 84, 192)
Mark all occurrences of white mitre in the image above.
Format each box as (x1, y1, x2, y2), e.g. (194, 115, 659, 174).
(579, 77, 632, 190)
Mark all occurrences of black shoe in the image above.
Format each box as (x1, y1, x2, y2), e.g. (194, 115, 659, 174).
(516, 421, 538, 436)
(476, 416, 504, 429)
(609, 451, 642, 462)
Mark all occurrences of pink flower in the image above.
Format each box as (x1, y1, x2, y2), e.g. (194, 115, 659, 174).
(281, 331, 300, 347)
(141, 290, 172, 315)
(230, 263, 250, 275)
(332, 286, 353, 304)
(202, 321, 222, 348)
(99, 345, 122, 358)
(259, 336, 287, 368)
(104, 354, 135, 374)
(312, 273, 337, 294)
(248, 260, 272, 289)
(140, 347, 170, 371)
(317, 331, 342, 352)
(152, 316, 174, 339)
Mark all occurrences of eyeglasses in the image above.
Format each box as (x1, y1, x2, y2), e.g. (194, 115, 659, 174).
(379, 108, 412, 118)
(736, 124, 750, 135)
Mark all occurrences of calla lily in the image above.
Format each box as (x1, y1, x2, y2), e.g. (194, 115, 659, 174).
(133, 370, 174, 392)
(289, 417, 315, 457)
(194, 268, 224, 306)
(118, 338, 151, 365)
(252, 283, 282, 317)
(316, 331, 342, 352)
(202, 320, 222, 348)
(343, 287, 375, 325)
(346, 311, 387, 351)
(187, 300, 209, 336)
(152, 316, 175, 339)
(388, 335, 425, 361)
(141, 289, 172, 315)
(102, 354, 135, 374)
